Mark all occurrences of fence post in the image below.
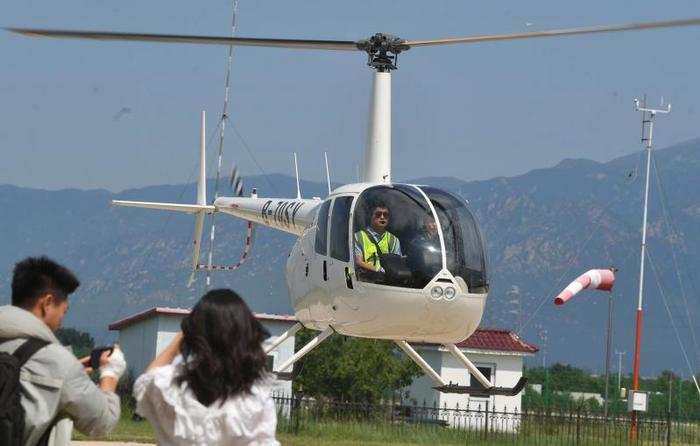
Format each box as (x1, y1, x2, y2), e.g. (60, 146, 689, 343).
(292, 390, 302, 435)
(575, 406, 581, 446)
(666, 409, 671, 446)
(484, 400, 489, 440)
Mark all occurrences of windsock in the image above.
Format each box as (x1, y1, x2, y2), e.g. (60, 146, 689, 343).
(554, 269, 615, 305)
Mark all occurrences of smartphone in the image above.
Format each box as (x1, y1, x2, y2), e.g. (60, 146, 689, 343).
(89, 346, 114, 369)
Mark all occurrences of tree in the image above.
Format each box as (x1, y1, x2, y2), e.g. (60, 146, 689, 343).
(293, 329, 421, 402)
(56, 327, 94, 358)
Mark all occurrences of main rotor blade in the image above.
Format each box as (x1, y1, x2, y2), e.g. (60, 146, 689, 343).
(405, 17, 700, 47)
(7, 28, 361, 51)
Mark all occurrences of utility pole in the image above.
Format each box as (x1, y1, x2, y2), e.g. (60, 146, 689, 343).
(508, 285, 522, 334)
(613, 350, 626, 415)
(616, 351, 626, 392)
(537, 326, 549, 407)
(631, 96, 671, 441)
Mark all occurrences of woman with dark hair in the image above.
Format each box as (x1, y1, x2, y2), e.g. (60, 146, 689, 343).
(133, 288, 279, 445)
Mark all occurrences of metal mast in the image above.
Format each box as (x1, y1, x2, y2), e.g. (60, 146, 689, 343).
(358, 34, 409, 183)
(630, 96, 670, 439)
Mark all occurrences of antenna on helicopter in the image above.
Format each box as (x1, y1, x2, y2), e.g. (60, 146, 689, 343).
(293, 152, 302, 199)
(324, 151, 332, 195)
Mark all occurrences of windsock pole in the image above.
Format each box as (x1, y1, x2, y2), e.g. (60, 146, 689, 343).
(631, 97, 670, 440)
(554, 267, 616, 434)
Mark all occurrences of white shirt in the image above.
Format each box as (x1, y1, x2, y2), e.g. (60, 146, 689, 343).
(133, 356, 280, 446)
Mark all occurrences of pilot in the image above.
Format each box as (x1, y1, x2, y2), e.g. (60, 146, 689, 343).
(354, 203, 401, 274)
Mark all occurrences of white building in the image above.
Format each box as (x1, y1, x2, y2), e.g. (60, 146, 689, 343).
(406, 328, 538, 414)
(109, 307, 297, 395)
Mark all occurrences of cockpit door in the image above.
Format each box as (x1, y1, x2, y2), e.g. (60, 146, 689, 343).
(326, 196, 355, 292)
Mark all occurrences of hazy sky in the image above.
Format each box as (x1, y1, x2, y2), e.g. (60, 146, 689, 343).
(2, 0, 700, 192)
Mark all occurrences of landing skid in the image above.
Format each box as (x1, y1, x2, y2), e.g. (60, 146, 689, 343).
(434, 377, 527, 396)
(264, 327, 527, 395)
(274, 371, 294, 381)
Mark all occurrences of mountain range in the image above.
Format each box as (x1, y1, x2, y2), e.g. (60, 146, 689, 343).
(1, 139, 699, 377)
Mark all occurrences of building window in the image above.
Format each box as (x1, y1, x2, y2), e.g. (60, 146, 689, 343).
(266, 354, 275, 372)
(470, 365, 494, 391)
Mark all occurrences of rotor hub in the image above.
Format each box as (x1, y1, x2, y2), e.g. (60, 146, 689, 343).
(357, 33, 410, 72)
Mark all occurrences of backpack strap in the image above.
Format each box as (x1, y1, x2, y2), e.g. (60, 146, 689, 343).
(11, 338, 50, 367)
(1, 338, 53, 446)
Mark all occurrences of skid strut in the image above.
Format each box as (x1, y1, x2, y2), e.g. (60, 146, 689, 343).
(396, 340, 447, 387)
(396, 340, 527, 396)
(273, 326, 334, 380)
(264, 322, 303, 355)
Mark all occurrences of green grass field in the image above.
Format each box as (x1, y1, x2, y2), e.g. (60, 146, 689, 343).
(73, 407, 698, 446)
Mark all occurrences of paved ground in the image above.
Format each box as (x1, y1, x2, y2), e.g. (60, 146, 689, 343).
(71, 442, 154, 445)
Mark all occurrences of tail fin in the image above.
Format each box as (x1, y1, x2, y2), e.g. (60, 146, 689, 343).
(187, 111, 208, 287)
(112, 111, 211, 286)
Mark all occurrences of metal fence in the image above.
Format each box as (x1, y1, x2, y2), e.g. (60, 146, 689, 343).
(272, 393, 700, 445)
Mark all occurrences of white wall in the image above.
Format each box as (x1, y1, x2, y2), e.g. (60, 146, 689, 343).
(405, 348, 443, 407)
(155, 314, 183, 361)
(262, 319, 296, 395)
(118, 316, 159, 378)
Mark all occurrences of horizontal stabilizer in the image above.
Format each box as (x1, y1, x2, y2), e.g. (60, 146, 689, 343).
(434, 377, 527, 396)
(112, 200, 215, 213)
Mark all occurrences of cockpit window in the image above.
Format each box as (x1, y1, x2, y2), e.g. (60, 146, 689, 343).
(314, 199, 331, 255)
(352, 185, 439, 289)
(421, 186, 489, 293)
(330, 196, 353, 262)
(352, 184, 488, 293)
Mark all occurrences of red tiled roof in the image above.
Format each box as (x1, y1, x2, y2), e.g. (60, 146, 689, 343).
(455, 328, 539, 354)
(109, 307, 296, 330)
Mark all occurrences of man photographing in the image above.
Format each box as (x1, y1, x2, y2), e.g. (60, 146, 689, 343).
(0, 256, 125, 446)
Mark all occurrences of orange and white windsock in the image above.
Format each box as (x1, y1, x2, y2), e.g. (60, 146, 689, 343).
(554, 269, 615, 305)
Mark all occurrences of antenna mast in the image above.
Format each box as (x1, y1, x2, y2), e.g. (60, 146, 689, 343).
(630, 96, 670, 440)
(293, 152, 302, 199)
(324, 151, 332, 195)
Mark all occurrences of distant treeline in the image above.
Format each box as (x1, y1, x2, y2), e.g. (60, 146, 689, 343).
(524, 363, 700, 417)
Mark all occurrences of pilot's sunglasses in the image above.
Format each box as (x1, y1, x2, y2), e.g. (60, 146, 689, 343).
(373, 211, 390, 218)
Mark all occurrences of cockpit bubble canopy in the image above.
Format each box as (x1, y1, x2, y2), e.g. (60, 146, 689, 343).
(352, 184, 488, 293)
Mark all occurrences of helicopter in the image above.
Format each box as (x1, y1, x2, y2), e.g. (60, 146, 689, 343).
(9, 16, 700, 396)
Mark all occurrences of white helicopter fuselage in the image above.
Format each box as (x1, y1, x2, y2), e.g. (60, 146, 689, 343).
(216, 181, 488, 344)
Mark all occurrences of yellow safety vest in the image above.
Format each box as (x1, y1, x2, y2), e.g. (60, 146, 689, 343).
(354, 230, 398, 268)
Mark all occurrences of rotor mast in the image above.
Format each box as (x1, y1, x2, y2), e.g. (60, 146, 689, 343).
(358, 34, 409, 184)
